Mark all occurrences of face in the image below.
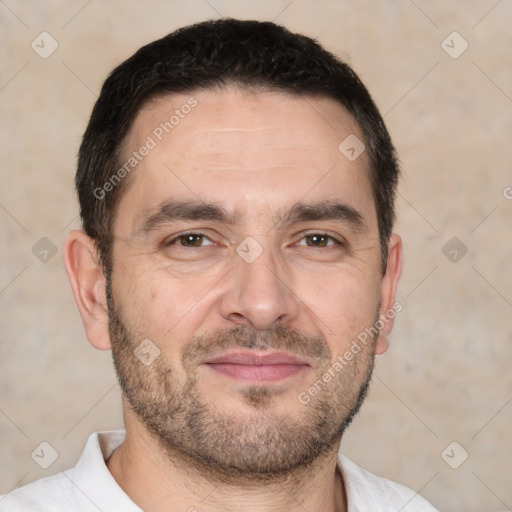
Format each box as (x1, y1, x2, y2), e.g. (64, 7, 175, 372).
(107, 86, 395, 481)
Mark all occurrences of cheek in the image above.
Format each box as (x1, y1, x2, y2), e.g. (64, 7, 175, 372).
(297, 268, 380, 351)
(112, 262, 217, 344)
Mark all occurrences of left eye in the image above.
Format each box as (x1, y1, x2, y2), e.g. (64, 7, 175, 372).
(296, 234, 338, 248)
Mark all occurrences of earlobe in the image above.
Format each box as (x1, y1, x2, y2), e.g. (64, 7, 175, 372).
(63, 230, 112, 351)
(375, 332, 389, 355)
(376, 233, 403, 355)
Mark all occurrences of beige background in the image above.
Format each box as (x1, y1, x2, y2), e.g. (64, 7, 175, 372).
(1, 1, 511, 510)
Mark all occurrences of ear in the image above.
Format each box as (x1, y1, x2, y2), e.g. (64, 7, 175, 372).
(375, 233, 403, 355)
(63, 230, 111, 351)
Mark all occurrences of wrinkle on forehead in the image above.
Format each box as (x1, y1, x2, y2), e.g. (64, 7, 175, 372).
(192, 143, 333, 173)
(201, 127, 273, 132)
(174, 123, 346, 174)
(126, 87, 361, 167)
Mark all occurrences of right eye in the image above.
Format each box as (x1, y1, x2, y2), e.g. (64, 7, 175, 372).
(163, 232, 215, 248)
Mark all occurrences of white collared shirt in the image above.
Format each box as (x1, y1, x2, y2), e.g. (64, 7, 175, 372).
(0, 431, 438, 511)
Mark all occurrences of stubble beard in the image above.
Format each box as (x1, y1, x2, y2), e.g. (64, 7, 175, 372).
(107, 282, 377, 485)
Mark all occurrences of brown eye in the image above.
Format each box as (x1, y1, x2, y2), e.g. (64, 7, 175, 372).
(165, 233, 214, 247)
(307, 234, 329, 247)
(298, 234, 337, 248)
(178, 234, 205, 246)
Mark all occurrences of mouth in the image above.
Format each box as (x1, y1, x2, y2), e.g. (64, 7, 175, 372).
(201, 350, 311, 382)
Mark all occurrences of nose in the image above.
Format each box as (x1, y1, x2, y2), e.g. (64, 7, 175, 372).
(219, 241, 300, 331)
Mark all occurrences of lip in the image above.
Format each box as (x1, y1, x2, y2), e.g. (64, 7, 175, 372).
(201, 350, 310, 382)
(203, 350, 309, 366)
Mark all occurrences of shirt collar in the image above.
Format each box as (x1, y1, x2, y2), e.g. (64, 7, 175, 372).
(71, 430, 141, 511)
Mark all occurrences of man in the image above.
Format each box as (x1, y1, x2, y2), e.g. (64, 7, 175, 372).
(1, 19, 438, 511)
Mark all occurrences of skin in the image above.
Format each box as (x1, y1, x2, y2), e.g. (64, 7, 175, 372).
(64, 86, 402, 512)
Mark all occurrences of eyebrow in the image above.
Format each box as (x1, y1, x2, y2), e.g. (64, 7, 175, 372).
(137, 198, 367, 235)
(281, 200, 367, 232)
(139, 200, 237, 234)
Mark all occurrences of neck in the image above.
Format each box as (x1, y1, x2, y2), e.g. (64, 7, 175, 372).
(107, 416, 347, 512)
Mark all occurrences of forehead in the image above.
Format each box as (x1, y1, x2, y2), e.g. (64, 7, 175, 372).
(115, 86, 375, 233)
(131, 86, 363, 164)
